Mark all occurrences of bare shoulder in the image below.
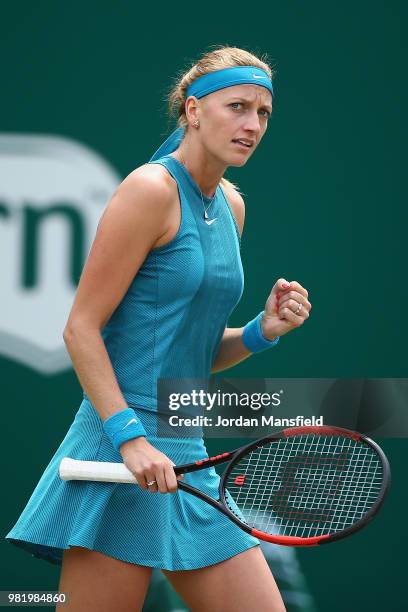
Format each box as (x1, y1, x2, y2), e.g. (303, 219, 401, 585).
(64, 163, 178, 332)
(221, 178, 245, 237)
(99, 162, 178, 247)
(116, 162, 176, 207)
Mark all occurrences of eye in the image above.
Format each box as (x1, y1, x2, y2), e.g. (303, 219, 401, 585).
(230, 103, 270, 118)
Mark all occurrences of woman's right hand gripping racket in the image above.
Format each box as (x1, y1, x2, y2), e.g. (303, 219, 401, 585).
(59, 425, 390, 546)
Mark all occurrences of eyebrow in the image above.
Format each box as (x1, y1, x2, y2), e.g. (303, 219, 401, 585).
(228, 97, 272, 113)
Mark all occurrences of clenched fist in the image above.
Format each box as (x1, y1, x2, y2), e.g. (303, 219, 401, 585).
(261, 278, 312, 340)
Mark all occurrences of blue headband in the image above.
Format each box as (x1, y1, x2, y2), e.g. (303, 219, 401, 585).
(150, 65, 273, 162)
(186, 66, 273, 99)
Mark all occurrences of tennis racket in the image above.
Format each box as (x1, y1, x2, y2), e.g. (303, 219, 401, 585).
(59, 425, 390, 546)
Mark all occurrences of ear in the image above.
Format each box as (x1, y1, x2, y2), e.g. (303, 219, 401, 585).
(184, 96, 200, 127)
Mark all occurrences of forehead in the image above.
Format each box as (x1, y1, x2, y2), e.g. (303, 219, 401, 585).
(209, 84, 273, 108)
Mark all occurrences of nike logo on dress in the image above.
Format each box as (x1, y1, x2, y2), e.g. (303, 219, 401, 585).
(205, 218, 218, 225)
(122, 418, 138, 430)
(252, 74, 266, 79)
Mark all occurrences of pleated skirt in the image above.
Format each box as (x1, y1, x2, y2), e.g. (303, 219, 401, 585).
(5, 399, 259, 569)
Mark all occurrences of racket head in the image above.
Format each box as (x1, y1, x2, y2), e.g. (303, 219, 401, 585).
(217, 425, 390, 546)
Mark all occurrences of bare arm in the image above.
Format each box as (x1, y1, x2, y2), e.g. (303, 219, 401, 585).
(210, 318, 278, 373)
(63, 165, 182, 493)
(210, 326, 251, 373)
(210, 185, 261, 373)
(63, 165, 172, 420)
(211, 187, 310, 373)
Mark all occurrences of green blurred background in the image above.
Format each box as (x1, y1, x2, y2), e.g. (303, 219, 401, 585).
(1, 2, 407, 610)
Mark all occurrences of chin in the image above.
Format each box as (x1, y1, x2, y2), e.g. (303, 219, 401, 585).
(227, 155, 250, 168)
(212, 148, 252, 168)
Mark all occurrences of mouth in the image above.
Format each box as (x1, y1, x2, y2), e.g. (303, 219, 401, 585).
(232, 139, 254, 150)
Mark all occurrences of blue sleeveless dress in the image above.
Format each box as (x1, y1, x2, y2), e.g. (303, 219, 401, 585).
(5, 154, 260, 569)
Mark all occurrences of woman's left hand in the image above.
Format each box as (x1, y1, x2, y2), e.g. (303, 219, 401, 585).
(261, 278, 312, 339)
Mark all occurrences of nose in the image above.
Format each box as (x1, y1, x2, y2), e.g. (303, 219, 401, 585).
(242, 111, 262, 135)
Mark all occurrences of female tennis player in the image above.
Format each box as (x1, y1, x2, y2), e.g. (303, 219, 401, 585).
(6, 45, 311, 611)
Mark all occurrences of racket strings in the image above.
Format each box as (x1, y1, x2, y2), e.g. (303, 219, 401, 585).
(223, 435, 384, 539)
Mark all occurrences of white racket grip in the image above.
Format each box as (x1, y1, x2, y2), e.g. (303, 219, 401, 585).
(59, 458, 137, 484)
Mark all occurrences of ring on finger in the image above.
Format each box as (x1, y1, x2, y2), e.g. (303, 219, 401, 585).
(146, 480, 157, 487)
(294, 302, 302, 315)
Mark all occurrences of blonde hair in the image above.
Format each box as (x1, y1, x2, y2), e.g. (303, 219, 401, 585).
(166, 45, 275, 193)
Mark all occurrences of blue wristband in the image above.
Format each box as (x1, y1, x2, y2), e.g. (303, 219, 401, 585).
(103, 407, 147, 451)
(242, 310, 280, 353)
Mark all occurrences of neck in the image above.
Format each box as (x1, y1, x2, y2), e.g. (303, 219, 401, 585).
(171, 134, 227, 198)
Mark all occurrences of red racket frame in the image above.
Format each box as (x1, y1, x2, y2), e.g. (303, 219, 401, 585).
(173, 425, 390, 546)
